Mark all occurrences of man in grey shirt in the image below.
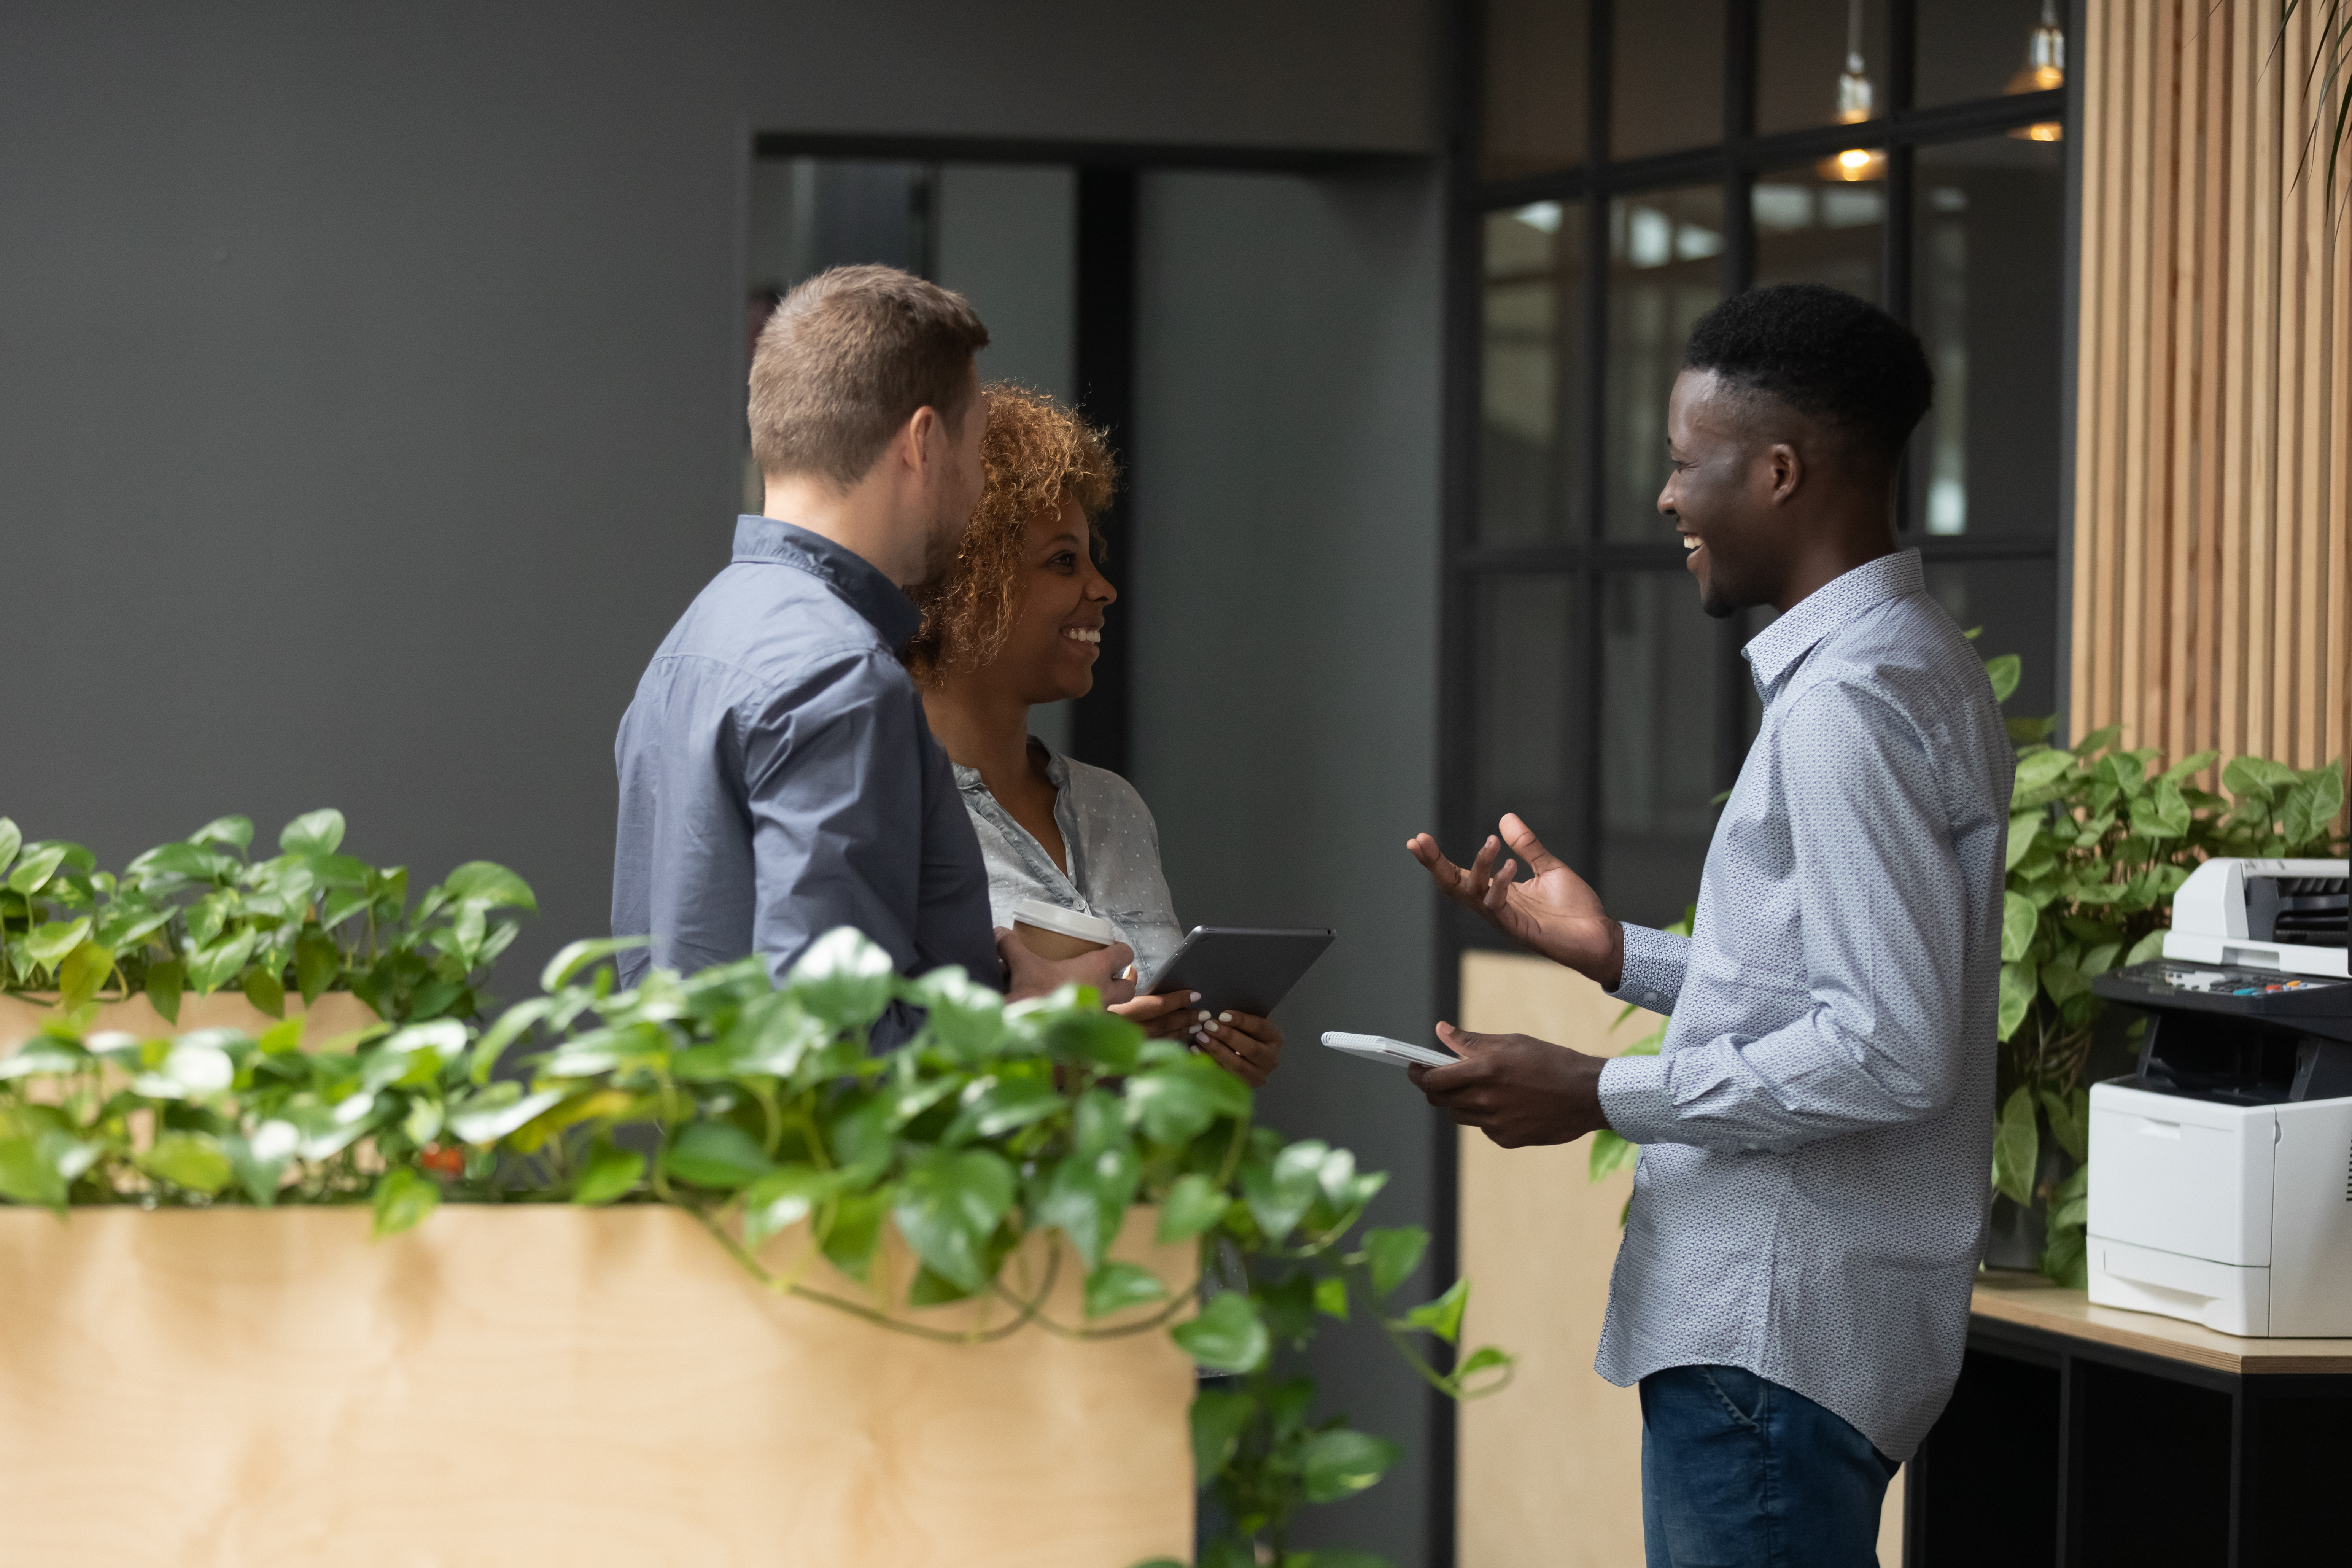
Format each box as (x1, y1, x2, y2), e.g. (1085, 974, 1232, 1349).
(1408, 286, 2010, 1565)
(612, 266, 1131, 1035)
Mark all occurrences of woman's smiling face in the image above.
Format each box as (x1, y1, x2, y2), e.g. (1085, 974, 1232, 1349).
(991, 494, 1116, 706)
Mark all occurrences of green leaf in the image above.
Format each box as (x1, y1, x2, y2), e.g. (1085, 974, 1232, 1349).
(2007, 714, 2059, 745)
(1190, 1387, 1256, 1479)
(905, 965, 1007, 1059)
(1043, 1008, 1144, 1074)
(538, 936, 650, 992)
(1242, 1139, 1328, 1243)
(225, 1123, 297, 1205)
(0, 817, 20, 876)
(1314, 1275, 1351, 1321)
(144, 957, 185, 1025)
(951, 1075, 1065, 1141)
(1300, 1428, 1403, 1504)
(1155, 1171, 1229, 1244)
(277, 809, 347, 857)
(23, 918, 92, 968)
(2040, 1086, 2090, 1162)
(186, 927, 259, 995)
(372, 1167, 441, 1238)
(2134, 778, 2192, 839)
(7, 844, 69, 895)
(2160, 749, 2220, 784)
(892, 1147, 1017, 1293)
(188, 815, 255, 852)
(2000, 892, 2039, 963)
(739, 1164, 847, 1244)
(0, 1133, 68, 1210)
(1170, 1291, 1268, 1373)
(1126, 1056, 1252, 1145)
(57, 940, 112, 1011)
(571, 1144, 646, 1206)
(2123, 928, 2169, 965)
(294, 927, 340, 1005)
(437, 860, 537, 914)
(137, 1131, 233, 1195)
(2005, 809, 2045, 872)
(1403, 1277, 1469, 1345)
(242, 964, 286, 1019)
(1360, 1225, 1429, 1297)
(447, 1085, 568, 1145)
(1036, 1144, 1142, 1270)
(1991, 1086, 2039, 1206)
(1448, 1344, 1517, 1394)
(2012, 748, 2076, 800)
(785, 927, 897, 1030)
(819, 1186, 892, 1281)
(1998, 959, 2039, 1042)
(660, 1121, 775, 1191)
(1083, 1260, 1169, 1319)
(1587, 1128, 1640, 1183)
(1983, 654, 2022, 704)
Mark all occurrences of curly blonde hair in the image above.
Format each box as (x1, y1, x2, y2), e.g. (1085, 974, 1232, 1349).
(905, 383, 1120, 684)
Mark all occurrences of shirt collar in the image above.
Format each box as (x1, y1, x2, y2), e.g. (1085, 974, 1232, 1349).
(731, 515, 921, 648)
(952, 736, 1068, 794)
(1741, 548, 1926, 695)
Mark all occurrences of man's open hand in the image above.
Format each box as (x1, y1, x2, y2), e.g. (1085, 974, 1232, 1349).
(1406, 1022, 1612, 1148)
(1406, 813, 1624, 987)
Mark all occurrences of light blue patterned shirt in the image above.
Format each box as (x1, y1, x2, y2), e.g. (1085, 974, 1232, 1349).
(1595, 550, 2013, 1460)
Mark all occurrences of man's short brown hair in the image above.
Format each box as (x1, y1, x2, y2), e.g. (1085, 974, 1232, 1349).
(749, 265, 990, 489)
(905, 384, 1119, 684)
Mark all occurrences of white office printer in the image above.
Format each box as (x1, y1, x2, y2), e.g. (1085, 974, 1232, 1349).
(2084, 858, 2350, 1336)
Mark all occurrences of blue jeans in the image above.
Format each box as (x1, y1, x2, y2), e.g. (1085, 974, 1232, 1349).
(1640, 1365, 1899, 1568)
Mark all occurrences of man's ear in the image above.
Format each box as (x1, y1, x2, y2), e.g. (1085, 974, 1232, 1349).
(1767, 441, 1804, 507)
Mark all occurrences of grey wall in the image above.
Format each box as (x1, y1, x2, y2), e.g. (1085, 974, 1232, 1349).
(0, 2, 1449, 1553)
(0, 0, 1432, 981)
(1132, 167, 1448, 1555)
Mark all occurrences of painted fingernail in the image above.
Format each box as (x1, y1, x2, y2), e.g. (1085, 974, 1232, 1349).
(1197, 1010, 1211, 1022)
(1203, 1023, 1219, 1036)
(1190, 992, 1203, 1003)
(1217, 1012, 1232, 1023)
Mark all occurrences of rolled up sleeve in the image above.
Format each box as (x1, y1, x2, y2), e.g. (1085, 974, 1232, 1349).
(1601, 681, 1969, 1153)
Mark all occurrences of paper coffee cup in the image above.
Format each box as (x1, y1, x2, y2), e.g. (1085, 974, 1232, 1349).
(1011, 899, 1115, 962)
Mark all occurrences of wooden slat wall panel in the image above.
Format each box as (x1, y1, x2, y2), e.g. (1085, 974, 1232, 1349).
(2073, 0, 2351, 789)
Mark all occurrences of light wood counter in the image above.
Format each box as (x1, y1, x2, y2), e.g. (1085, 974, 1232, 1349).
(1972, 1270, 2352, 1377)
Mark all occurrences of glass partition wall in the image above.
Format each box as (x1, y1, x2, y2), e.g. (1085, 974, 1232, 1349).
(1448, 0, 2071, 939)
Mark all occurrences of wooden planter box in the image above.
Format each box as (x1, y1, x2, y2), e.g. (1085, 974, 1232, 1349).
(0, 991, 379, 1053)
(0, 1205, 1192, 1567)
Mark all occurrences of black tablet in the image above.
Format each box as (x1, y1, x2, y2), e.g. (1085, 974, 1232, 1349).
(1148, 926, 1335, 1017)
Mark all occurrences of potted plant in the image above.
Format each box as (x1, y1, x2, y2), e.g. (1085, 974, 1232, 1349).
(0, 926, 1509, 1568)
(0, 808, 536, 1048)
(1984, 655, 2346, 1281)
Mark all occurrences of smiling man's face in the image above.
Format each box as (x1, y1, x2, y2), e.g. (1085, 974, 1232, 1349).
(1657, 368, 1788, 619)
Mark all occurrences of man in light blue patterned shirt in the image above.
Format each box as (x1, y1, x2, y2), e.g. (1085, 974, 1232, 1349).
(1409, 285, 2011, 1566)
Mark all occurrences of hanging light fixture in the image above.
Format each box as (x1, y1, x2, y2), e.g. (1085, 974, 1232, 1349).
(1817, 0, 1885, 182)
(2006, 0, 2065, 141)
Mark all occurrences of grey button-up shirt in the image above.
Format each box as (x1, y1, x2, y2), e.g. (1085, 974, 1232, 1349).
(611, 517, 1000, 1038)
(954, 741, 1185, 989)
(1595, 550, 2013, 1460)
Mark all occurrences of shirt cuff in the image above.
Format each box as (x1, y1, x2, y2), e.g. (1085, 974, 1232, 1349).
(1609, 924, 1684, 1013)
(1598, 1053, 1675, 1146)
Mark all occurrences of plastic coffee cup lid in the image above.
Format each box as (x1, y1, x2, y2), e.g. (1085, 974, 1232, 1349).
(1011, 899, 1115, 945)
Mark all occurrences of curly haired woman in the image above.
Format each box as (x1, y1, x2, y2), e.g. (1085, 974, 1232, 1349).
(906, 384, 1283, 1087)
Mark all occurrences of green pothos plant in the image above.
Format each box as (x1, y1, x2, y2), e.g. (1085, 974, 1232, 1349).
(0, 926, 1511, 1568)
(0, 810, 535, 1027)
